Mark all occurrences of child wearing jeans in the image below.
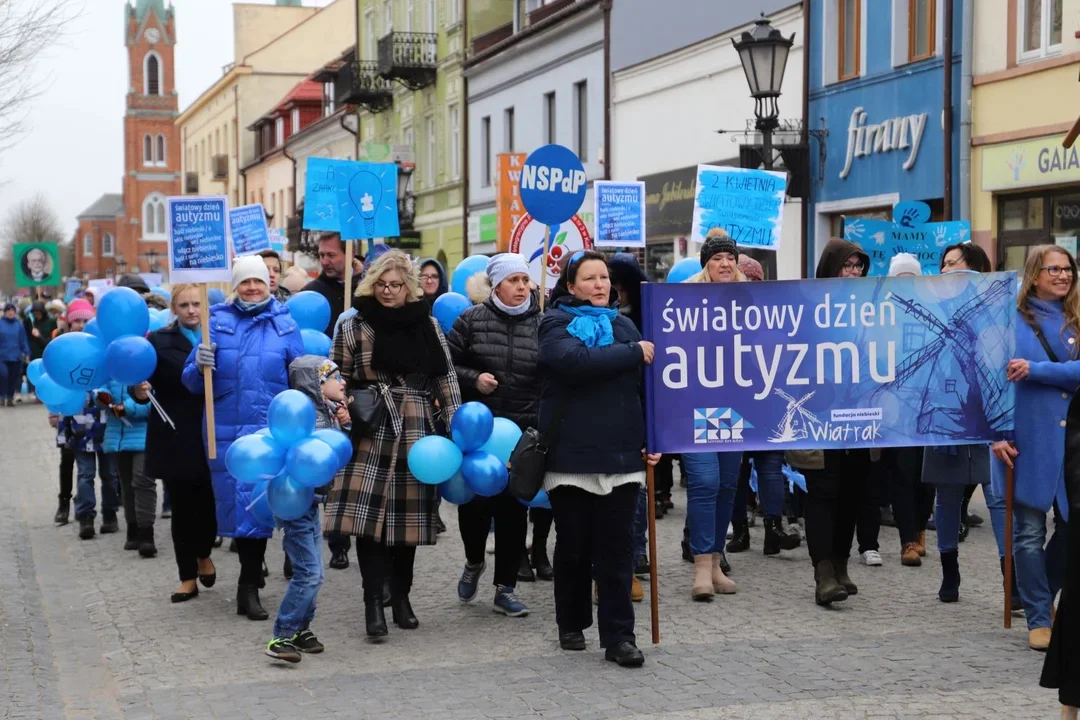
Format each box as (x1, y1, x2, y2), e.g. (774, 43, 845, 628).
(265, 356, 349, 662)
(65, 394, 119, 540)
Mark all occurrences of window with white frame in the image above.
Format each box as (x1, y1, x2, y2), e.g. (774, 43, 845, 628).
(573, 81, 588, 162)
(504, 107, 515, 152)
(405, 0, 413, 31)
(428, 0, 437, 31)
(275, 117, 285, 147)
(907, 0, 936, 62)
(449, 104, 460, 180)
(292, 108, 301, 135)
(480, 114, 491, 187)
(365, 10, 376, 59)
(447, 0, 459, 25)
(839, 0, 861, 80)
(143, 135, 153, 166)
(144, 52, 161, 95)
(383, 0, 393, 34)
(1020, 0, 1062, 60)
(143, 194, 167, 239)
(426, 116, 436, 186)
(323, 81, 336, 116)
(83, 234, 93, 257)
(544, 92, 556, 145)
(102, 233, 115, 257)
(156, 134, 166, 166)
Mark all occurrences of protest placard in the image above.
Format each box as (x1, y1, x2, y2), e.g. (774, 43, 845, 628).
(14, 243, 60, 288)
(690, 165, 787, 250)
(843, 200, 972, 276)
(229, 204, 272, 256)
(594, 181, 646, 248)
(167, 196, 231, 283)
(64, 278, 84, 303)
(509, 213, 594, 291)
(642, 272, 1016, 453)
(336, 162, 399, 240)
(303, 158, 359, 232)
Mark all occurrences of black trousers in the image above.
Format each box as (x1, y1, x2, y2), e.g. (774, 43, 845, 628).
(235, 537, 267, 588)
(458, 489, 527, 588)
(884, 447, 932, 545)
(59, 447, 75, 501)
(327, 531, 351, 554)
(357, 539, 416, 603)
(803, 450, 871, 565)
(530, 507, 553, 549)
(549, 483, 638, 648)
(653, 454, 674, 498)
(856, 456, 883, 553)
(163, 474, 217, 582)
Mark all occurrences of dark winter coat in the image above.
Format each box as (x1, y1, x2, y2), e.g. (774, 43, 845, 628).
(447, 291, 541, 430)
(302, 272, 346, 338)
(815, 238, 870, 279)
(419, 258, 448, 308)
(537, 294, 647, 475)
(24, 304, 55, 359)
(144, 325, 209, 482)
(607, 253, 648, 331)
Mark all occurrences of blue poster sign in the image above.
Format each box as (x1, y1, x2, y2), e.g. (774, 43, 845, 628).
(229, 204, 272, 256)
(303, 158, 362, 232)
(594, 180, 646, 248)
(843, 201, 971, 276)
(167, 196, 232, 283)
(642, 272, 1016, 453)
(63, 278, 83, 303)
(691, 165, 787, 250)
(336, 162, 399, 240)
(519, 144, 588, 226)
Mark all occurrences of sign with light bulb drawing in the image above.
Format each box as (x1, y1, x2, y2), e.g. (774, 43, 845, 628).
(302, 158, 400, 239)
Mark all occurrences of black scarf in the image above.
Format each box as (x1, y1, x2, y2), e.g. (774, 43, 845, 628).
(354, 296, 448, 377)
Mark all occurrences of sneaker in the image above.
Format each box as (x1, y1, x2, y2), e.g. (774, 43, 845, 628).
(457, 561, 485, 602)
(292, 629, 324, 654)
(264, 638, 302, 663)
(493, 585, 529, 617)
(861, 550, 883, 566)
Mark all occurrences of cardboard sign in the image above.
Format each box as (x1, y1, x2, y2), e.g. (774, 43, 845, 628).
(167, 196, 232, 283)
(594, 181, 646, 248)
(690, 165, 787, 250)
(337, 162, 399, 240)
(230, 204, 272, 256)
(303, 158, 356, 232)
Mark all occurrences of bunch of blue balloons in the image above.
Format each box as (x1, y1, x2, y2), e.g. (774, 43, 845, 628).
(286, 291, 333, 356)
(226, 389, 352, 525)
(36, 286, 158, 415)
(450, 255, 489, 296)
(148, 308, 172, 332)
(666, 258, 702, 283)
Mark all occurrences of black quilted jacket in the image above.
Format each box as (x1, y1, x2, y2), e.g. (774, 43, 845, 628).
(447, 292, 541, 430)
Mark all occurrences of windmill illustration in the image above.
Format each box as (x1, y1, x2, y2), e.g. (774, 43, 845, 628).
(768, 389, 822, 443)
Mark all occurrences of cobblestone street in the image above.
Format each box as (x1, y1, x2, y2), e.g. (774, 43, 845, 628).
(0, 404, 1061, 719)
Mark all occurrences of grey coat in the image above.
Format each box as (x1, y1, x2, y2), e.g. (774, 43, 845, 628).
(921, 446, 991, 486)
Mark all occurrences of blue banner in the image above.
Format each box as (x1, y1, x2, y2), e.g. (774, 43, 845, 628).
(642, 273, 1016, 453)
(691, 165, 787, 250)
(337, 162, 399, 240)
(594, 180, 646, 247)
(843, 215, 971, 276)
(229, 204, 272, 256)
(303, 158, 361, 232)
(167, 196, 231, 283)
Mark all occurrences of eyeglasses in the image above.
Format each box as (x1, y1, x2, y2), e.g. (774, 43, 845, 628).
(374, 281, 405, 293)
(841, 260, 865, 272)
(419, 273, 440, 281)
(1040, 265, 1075, 277)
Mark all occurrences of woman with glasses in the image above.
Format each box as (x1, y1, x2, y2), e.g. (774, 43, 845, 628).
(992, 245, 1080, 652)
(418, 258, 448, 308)
(324, 250, 462, 641)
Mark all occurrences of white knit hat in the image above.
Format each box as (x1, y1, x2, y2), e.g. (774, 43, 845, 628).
(888, 253, 922, 277)
(486, 253, 529, 288)
(231, 254, 271, 290)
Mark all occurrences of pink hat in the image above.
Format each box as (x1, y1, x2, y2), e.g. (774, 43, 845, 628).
(66, 299, 95, 322)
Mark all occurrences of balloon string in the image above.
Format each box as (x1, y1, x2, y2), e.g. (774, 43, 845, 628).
(147, 393, 175, 430)
(245, 490, 268, 513)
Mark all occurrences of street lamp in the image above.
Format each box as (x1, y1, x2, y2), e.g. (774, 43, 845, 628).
(732, 13, 795, 169)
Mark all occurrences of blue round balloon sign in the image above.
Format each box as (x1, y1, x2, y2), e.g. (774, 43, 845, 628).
(519, 144, 587, 227)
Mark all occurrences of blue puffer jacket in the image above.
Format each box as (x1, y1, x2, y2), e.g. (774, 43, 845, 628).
(0, 316, 29, 363)
(182, 299, 303, 539)
(97, 380, 150, 453)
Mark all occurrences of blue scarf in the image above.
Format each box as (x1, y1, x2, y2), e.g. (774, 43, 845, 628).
(563, 304, 617, 348)
(177, 324, 200, 349)
(235, 297, 272, 315)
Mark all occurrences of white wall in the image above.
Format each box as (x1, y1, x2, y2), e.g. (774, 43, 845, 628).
(611, 6, 805, 279)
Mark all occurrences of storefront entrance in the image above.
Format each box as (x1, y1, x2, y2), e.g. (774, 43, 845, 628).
(997, 188, 1080, 271)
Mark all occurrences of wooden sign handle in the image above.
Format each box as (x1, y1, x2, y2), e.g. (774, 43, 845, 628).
(1003, 463, 1015, 629)
(646, 464, 660, 645)
(538, 225, 552, 311)
(344, 240, 354, 309)
(200, 285, 217, 460)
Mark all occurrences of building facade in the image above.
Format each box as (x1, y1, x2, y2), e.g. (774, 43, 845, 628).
(807, 0, 962, 274)
(971, 0, 1078, 270)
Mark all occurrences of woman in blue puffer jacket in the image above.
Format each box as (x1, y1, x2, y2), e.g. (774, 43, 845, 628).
(183, 256, 304, 621)
(95, 379, 154, 557)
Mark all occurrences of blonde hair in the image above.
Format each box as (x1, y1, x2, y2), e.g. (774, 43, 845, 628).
(356, 250, 422, 302)
(1019, 244, 1080, 353)
(169, 283, 200, 311)
(690, 227, 745, 283)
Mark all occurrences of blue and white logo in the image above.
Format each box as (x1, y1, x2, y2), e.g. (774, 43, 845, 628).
(694, 408, 753, 444)
(519, 144, 587, 227)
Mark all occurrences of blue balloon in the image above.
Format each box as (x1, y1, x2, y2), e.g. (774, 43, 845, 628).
(208, 288, 226, 305)
(519, 488, 551, 510)
(267, 474, 314, 521)
(33, 373, 70, 406)
(83, 318, 102, 338)
(256, 427, 273, 437)
(54, 388, 90, 416)
(225, 433, 287, 483)
(148, 310, 169, 332)
(96, 287, 149, 342)
(451, 401, 494, 453)
(432, 292, 471, 333)
(666, 257, 702, 283)
(267, 389, 316, 448)
(301, 328, 331, 356)
(247, 480, 275, 529)
(44, 332, 108, 391)
(519, 144, 588, 226)
(286, 437, 339, 488)
(461, 450, 508, 497)
(439, 470, 475, 505)
(26, 358, 45, 384)
(286, 291, 332, 332)
(407, 435, 463, 485)
(105, 335, 157, 384)
(151, 286, 171, 302)
(312, 428, 353, 468)
(451, 255, 489, 296)
(479, 417, 523, 465)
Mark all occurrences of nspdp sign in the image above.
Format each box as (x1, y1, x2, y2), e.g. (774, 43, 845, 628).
(519, 144, 588, 227)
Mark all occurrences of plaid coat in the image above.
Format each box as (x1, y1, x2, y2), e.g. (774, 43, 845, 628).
(323, 312, 461, 546)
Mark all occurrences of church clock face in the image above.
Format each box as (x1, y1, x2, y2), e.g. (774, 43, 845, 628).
(144, 27, 160, 44)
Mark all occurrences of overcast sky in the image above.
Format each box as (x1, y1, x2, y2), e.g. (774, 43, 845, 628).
(0, 0, 334, 241)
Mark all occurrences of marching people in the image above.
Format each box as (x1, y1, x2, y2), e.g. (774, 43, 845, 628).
(538, 249, 657, 668)
(47, 299, 94, 525)
(145, 284, 217, 603)
(992, 244, 1079, 652)
(183, 255, 305, 621)
(67, 388, 120, 540)
(25, 301, 55, 396)
(324, 250, 462, 640)
(258, 249, 291, 302)
(419, 258, 448, 308)
(0, 302, 30, 407)
(447, 253, 541, 616)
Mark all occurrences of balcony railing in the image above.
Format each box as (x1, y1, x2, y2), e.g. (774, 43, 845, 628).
(184, 172, 198, 194)
(337, 60, 394, 113)
(377, 32, 437, 91)
(211, 154, 228, 180)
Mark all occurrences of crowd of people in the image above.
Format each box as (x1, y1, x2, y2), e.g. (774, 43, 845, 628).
(3, 232, 1077, 710)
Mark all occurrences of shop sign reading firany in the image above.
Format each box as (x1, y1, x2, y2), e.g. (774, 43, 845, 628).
(840, 106, 928, 180)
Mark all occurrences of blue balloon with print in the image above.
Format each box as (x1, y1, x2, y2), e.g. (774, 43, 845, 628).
(450, 401, 494, 453)
(666, 258, 702, 283)
(439, 470, 475, 505)
(407, 435, 463, 485)
(451, 255, 489, 296)
(267, 475, 314, 521)
(105, 335, 157, 384)
(225, 433, 287, 483)
(519, 488, 551, 510)
(26, 358, 45, 384)
(286, 437, 339, 488)
(312, 428, 353, 468)
(479, 417, 522, 464)
(462, 451, 508, 497)
(432, 292, 471, 333)
(43, 332, 108, 391)
(247, 480, 275, 529)
(286, 291, 331, 332)
(96, 287, 149, 342)
(267, 389, 316, 448)
(208, 288, 226, 305)
(519, 144, 588, 226)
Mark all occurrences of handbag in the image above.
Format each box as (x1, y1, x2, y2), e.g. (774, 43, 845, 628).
(507, 393, 570, 503)
(347, 386, 385, 441)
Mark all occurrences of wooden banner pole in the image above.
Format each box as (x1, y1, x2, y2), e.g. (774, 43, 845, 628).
(1004, 463, 1015, 629)
(537, 226, 551, 311)
(199, 285, 217, 460)
(646, 464, 660, 645)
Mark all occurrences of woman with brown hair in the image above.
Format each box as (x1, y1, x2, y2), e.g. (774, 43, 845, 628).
(324, 250, 462, 640)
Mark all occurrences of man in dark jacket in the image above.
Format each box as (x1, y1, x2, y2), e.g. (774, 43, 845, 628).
(419, 258, 448, 308)
(302, 234, 364, 338)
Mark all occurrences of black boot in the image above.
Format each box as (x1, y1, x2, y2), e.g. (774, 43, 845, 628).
(236, 585, 268, 620)
(365, 600, 388, 639)
(391, 594, 419, 629)
(832, 557, 857, 596)
(517, 551, 536, 582)
(653, 493, 667, 520)
(78, 515, 95, 540)
(1000, 557, 1023, 612)
(726, 517, 750, 553)
(938, 550, 960, 602)
(54, 498, 70, 525)
(532, 545, 554, 581)
(124, 525, 139, 551)
(681, 526, 693, 563)
(138, 526, 157, 558)
(100, 511, 118, 534)
(814, 559, 848, 606)
(382, 580, 392, 606)
(228, 538, 238, 553)
(763, 516, 801, 556)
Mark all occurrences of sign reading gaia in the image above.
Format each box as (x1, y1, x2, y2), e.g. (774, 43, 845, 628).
(981, 134, 1080, 191)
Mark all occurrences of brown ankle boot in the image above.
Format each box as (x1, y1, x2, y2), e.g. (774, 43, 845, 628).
(711, 552, 737, 594)
(691, 555, 714, 601)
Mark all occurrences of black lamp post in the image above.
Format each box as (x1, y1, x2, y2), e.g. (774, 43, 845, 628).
(732, 13, 795, 170)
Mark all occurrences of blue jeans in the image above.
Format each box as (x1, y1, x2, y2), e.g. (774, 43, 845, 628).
(1013, 503, 1067, 631)
(683, 451, 743, 555)
(632, 485, 647, 560)
(73, 451, 120, 520)
(934, 481, 1007, 556)
(746, 451, 785, 517)
(273, 503, 325, 639)
(0, 360, 21, 400)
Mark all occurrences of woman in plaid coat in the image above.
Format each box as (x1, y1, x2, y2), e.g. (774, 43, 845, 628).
(324, 250, 461, 641)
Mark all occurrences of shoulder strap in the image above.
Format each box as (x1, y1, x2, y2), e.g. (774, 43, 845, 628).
(1026, 319, 1061, 363)
(540, 392, 572, 449)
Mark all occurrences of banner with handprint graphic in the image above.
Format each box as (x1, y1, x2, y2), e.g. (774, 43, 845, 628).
(843, 201, 971, 276)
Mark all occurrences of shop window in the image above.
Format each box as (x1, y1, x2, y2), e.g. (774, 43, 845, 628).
(999, 193, 1051, 272)
(1020, 0, 1062, 61)
(1001, 196, 1045, 231)
(908, 0, 936, 62)
(838, 0, 861, 80)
